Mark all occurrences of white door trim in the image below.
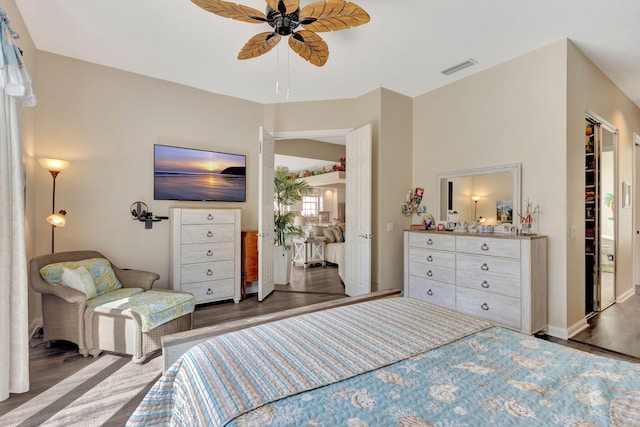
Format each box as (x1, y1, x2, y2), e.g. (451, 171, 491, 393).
(633, 132, 640, 291)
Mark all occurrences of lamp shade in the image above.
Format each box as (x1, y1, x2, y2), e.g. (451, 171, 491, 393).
(47, 210, 67, 227)
(471, 195, 480, 202)
(39, 158, 70, 173)
(293, 216, 305, 227)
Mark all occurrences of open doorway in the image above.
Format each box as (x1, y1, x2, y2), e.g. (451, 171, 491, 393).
(585, 115, 618, 316)
(274, 138, 346, 295)
(255, 125, 372, 300)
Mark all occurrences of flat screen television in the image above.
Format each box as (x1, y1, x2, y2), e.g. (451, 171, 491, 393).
(154, 144, 246, 202)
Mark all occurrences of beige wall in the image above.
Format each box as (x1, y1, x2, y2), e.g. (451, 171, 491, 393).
(26, 55, 414, 327)
(566, 41, 640, 330)
(31, 52, 263, 294)
(413, 40, 569, 332)
(275, 139, 345, 163)
(378, 89, 414, 290)
(264, 89, 413, 291)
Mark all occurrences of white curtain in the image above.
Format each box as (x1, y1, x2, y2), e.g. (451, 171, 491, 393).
(0, 6, 36, 402)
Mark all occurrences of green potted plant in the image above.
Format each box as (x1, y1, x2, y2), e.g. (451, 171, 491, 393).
(273, 165, 312, 284)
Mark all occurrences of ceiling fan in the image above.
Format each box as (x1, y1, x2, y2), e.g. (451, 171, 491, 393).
(192, 0, 370, 67)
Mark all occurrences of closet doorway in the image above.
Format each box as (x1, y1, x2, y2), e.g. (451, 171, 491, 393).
(585, 115, 618, 316)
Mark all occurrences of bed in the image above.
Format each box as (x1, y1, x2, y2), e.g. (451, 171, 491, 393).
(128, 296, 640, 426)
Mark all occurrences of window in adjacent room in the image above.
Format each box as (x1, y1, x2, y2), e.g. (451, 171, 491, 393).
(301, 190, 319, 217)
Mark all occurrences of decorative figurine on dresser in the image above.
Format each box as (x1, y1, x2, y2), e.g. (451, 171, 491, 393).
(170, 208, 241, 304)
(403, 230, 547, 334)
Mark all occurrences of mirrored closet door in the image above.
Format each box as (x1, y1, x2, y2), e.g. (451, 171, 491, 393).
(585, 117, 617, 316)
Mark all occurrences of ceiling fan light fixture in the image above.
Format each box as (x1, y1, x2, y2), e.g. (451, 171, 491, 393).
(441, 58, 477, 76)
(192, 0, 370, 67)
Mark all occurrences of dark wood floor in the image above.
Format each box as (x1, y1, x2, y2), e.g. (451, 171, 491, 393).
(193, 264, 346, 328)
(569, 294, 640, 360)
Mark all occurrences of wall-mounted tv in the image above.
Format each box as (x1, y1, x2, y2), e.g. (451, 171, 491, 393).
(154, 144, 246, 202)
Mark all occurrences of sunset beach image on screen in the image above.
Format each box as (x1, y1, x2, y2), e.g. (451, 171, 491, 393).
(154, 144, 246, 202)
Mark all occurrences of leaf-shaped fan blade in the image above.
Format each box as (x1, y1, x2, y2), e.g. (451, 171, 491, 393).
(238, 32, 282, 60)
(300, 0, 370, 32)
(265, 0, 300, 14)
(288, 30, 328, 67)
(192, 0, 266, 23)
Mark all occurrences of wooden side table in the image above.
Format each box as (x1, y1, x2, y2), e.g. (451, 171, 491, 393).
(292, 237, 326, 268)
(241, 230, 258, 299)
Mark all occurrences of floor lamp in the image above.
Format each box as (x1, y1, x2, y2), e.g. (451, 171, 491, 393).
(39, 158, 70, 253)
(471, 195, 480, 224)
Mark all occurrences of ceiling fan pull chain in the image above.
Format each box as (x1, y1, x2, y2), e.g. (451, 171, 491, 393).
(275, 43, 281, 94)
(286, 47, 290, 100)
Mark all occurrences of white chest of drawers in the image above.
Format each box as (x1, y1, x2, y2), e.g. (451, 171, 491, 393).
(404, 231, 547, 334)
(170, 208, 241, 304)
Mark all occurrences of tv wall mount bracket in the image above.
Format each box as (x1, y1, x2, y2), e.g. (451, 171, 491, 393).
(130, 201, 168, 229)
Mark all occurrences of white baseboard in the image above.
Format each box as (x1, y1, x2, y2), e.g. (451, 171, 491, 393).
(617, 287, 635, 303)
(545, 317, 588, 340)
(566, 318, 589, 339)
(546, 325, 568, 340)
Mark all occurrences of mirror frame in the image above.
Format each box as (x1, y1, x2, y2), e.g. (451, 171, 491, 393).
(435, 164, 522, 226)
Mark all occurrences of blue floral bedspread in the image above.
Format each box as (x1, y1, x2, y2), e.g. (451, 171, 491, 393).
(232, 326, 640, 426)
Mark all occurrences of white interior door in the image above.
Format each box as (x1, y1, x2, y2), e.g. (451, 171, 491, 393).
(258, 127, 275, 301)
(345, 124, 372, 296)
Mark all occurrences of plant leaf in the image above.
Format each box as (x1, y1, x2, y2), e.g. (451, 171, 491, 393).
(192, 0, 267, 23)
(288, 30, 329, 66)
(300, 0, 370, 32)
(238, 32, 282, 60)
(274, 166, 312, 247)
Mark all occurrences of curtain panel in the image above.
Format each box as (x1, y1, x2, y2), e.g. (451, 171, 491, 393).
(0, 6, 36, 402)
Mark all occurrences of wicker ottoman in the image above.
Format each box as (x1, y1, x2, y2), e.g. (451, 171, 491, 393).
(85, 290, 195, 363)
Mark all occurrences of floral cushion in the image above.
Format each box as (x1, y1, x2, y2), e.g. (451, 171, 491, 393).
(95, 291, 195, 332)
(86, 287, 144, 307)
(40, 258, 123, 296)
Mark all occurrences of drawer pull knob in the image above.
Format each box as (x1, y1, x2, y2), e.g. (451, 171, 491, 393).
(207, 269, 213, 276)
(427, 289, 433, 296)
(427, 238, 433, 245)
(207, 231, 214, 237)
(207, 214, 214, 220)
(481, 280, 490, 288)
(426, 270, 433, 277)
(481, 263, 489, 271)
(207, 250, 213, 256)
(426, 255, 433, 262)
(206, 288, 213, 295)
(481, 243, 489, 251)
(481, 302, 489, 311)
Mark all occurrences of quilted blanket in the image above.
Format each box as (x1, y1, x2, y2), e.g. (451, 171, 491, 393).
(232, 326, 640, 426)
(127, 297, 492, 426)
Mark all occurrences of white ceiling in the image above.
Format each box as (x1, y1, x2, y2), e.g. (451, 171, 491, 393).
(12, 0, 640, 106)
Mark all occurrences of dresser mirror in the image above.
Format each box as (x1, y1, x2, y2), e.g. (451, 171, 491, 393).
(436, 164, 521, 226)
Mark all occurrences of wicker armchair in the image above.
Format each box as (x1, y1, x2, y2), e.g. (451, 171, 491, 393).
(29, 250, 160, 356)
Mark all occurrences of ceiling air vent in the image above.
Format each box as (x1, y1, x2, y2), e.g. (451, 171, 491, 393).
(441, 58, 477, 76)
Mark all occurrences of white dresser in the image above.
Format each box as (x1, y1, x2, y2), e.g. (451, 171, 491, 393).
(404, 231, 547, 334)
(170, 208, 241, 304)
